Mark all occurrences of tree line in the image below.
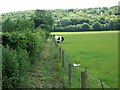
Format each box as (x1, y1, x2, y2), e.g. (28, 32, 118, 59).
(50, 6, 119, 32)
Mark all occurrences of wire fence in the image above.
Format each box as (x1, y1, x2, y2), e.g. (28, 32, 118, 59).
(51, 37, 115, 89)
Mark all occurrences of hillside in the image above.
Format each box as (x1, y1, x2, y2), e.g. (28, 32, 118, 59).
(50, 6, 119, 32)
(1, 6, 119, 33)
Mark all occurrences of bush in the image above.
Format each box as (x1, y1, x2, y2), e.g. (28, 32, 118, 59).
(2, 29, 46, 88)
(2, 47, 29, 88)
(2, 18, 35, 32)
(37, 24, 51, 39)
(2, 10, 53, 88)
(25, 30, 46, 64)
(2, 29, 46, 64)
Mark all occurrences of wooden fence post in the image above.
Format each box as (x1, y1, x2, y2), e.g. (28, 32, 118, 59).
(59, 47, 62, 59)
(68, 63, 72, 86)
(61, 50, 64, 68)
(81, 69, 88, 89)
(101, 81, 104, 90)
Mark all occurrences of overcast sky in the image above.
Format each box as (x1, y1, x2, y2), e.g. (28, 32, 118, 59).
(0, 0, 119, 14)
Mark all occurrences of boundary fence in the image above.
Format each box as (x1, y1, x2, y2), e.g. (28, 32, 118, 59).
(53, 38, 113, 89)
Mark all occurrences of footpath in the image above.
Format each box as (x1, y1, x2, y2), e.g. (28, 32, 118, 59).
(28, 39, 63, 88)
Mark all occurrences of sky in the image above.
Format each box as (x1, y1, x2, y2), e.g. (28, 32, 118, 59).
(0, 0, 119, 14)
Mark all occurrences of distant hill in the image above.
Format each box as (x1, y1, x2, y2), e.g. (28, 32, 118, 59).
(50, 6, 120, 32)
(1, 6, 120, 32)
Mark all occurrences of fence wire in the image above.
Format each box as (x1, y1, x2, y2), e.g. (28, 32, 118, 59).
(52, 38, 113, 89)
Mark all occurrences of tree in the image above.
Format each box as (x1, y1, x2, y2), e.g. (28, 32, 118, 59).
(33, 9, 54, 30)
(16, 19, 35, 31)
(81, 23, 90, 31)
(92, 22, 101, 30)
(38, 24, 51, 38)
(109, 18, 119, 30)
(99, 17, 108, 24)
(33, 18, 46, 28)
(2, 18, 15, 32)
(60, 18, 71, 27)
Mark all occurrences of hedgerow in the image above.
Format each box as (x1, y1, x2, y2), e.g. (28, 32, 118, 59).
(2, 9, 54, 88)
(2, 29, 46, 88)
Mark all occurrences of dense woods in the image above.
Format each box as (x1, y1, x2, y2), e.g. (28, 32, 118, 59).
(0, 6, 119, 88)
(51, 6, 119, 32)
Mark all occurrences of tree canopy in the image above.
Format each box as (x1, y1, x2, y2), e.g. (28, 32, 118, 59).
(50, 6, 119, 32)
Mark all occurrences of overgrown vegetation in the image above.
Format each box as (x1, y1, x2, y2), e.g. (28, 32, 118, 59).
(26, 38, 64, 88)
(1, 10, 54, 88)
(0, 5, 119, 88)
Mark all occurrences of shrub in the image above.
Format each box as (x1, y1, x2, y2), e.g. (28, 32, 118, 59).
(2, 29, 46, 88)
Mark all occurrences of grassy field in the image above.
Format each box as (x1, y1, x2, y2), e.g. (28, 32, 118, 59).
(51, 31, 118, 88)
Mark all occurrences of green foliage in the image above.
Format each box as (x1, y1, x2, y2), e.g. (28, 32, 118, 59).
(92, 22, 101, 30)
(2, 29, 46, 88)
(2, 47, 19, 79)
(2, 47, 29, 88)
(33, 9, 54, 31)
(81, 23, 91, 30)
(51, 6, 119, 32)
(109, 18, 120, 30)
(2, 29, 46, 63)
(2, 18, 15, 32)
(25, 30, 46, 64)
(2, 18, 35, 32)
(16, 19, 35, 31)
(2, 9, 54, 88)
(38, 24, 51, 38)
(60, 18, 72, 27)
(33, 18, 46, 28)
(1, 6, 119, 88)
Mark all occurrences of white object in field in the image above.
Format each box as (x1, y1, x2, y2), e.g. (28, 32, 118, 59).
(73, 64, 80, 67)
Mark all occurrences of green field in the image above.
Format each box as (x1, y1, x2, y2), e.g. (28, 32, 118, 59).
(51, 31, 118, 88)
